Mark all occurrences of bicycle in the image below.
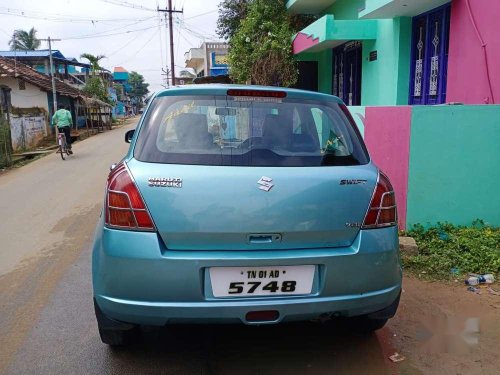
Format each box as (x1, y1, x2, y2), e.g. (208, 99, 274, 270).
(57, 131, 70, 160)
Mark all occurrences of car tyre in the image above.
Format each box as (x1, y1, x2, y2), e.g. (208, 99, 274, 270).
(94, 298, 140, 346)
(348, 316, 388, 333)
(98, 326, 140, 346)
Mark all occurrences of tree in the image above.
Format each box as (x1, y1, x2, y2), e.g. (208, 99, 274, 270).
(82, 77, 109, 103)
(228, 0, 297, 87)
(80, 53, 106, 76)
(9, 27, 41, 51)
(80, 53, 109, 102)
(216, 0, 251, 40)
(128, 72, 149, 109)
(113, 83, 124, 99)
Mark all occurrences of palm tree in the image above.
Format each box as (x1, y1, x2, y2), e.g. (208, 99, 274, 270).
(80, 53, 106, 76)
(9, 27, 41, 51)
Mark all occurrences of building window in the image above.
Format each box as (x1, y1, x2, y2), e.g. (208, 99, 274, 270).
(18, 79, 26, 90)
(332, 41, 362, 106)
(409, 3, 451, 105)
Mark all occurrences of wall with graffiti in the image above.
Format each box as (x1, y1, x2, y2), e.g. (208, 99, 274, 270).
(9, 114, 47, 151)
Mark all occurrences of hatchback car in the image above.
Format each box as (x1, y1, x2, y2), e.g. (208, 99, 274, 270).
(92, 85, 402, 345)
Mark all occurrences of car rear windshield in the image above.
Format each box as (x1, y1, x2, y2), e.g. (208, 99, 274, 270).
(134, 95, 369, 167)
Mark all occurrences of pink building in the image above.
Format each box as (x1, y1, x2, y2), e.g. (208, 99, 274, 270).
(447, 0, 500, 104)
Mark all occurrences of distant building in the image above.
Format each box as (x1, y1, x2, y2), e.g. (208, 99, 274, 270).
(0, 57, 111, 151)
(184, 42, 229, 78)
(113, 67, 132, 117)
(175, 70, 196, 86)
(0, 50, 91, 89)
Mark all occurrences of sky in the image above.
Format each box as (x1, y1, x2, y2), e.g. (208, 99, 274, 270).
(0, 0, 222, 93)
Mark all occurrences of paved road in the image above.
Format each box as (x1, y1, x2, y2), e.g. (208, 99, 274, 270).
(0, 119, 429, 374)
(0, 122, 133, 373)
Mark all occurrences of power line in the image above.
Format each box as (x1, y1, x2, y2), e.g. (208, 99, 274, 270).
(157, 13, 165, 72)
(176, 18, 219, 41)
(183, 9, 217, 20)
(176, 26, 198, 49)
(98, 0, 156, 12)
(62, 17, 157, 40)
(106, 22, 159, 58)
(62, 24, 159, 40)
(0, 7, 154, 23)
(175, 11, 182, 67)
(116, 29, 159, 66)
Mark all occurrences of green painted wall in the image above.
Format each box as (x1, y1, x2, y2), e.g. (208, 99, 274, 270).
(298, 50, 332, 94)
(325, 0, 365, 20)
(361, 17, 411, 105)
(394, 17, 411, 105)
(406, 105, 500, 228)
(360, 0, 393, 18)
(348, 106, 366, 136)
(298, 1, 413, 105)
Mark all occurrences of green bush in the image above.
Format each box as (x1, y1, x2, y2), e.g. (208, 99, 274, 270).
(402, 220, 500, 279)
(0, 118, 13, 168)
(228, 0, 298, 87)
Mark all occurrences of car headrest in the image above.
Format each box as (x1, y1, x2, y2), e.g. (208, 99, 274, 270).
(174, 113, 212, 147)
(262, 114, 292, 148)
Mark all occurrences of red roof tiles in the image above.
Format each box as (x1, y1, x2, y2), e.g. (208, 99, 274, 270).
(0, 57, 86, 99)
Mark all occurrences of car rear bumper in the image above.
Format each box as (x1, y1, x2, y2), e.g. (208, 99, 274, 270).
(92, 224, 402, 326)
(95, 286, 401, 326)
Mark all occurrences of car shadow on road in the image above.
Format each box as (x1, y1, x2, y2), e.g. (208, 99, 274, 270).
(106, 321, 394, 374)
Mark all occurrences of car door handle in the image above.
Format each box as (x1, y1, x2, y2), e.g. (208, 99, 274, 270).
(248, 234, 282, 244)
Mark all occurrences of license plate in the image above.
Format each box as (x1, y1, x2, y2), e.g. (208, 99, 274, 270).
(209, 265, 315, 298)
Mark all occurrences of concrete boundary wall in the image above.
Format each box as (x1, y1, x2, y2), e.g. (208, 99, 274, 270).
(364, 106, 412, 229)
(10, 114, 47, 151)
(406, 105, 500, 228)
(349, 104, 500, 229)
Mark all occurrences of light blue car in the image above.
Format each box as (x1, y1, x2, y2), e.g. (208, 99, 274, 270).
(92, 85, 402, 345)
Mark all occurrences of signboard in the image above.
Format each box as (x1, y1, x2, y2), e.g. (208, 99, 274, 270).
(211, 52, 229, 68)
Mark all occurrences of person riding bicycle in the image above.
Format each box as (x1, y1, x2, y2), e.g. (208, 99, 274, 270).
(52, 105, 73, 154)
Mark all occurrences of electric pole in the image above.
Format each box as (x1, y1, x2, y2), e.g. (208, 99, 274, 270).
(158, 1, 182, 86)
(40, 37, 61, 142)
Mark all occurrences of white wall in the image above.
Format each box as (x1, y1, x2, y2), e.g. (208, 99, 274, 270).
(0, 77, 49, 112)
(0, 77, 50, 150)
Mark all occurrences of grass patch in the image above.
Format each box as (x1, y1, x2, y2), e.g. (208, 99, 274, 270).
(402, 220, 500, 279)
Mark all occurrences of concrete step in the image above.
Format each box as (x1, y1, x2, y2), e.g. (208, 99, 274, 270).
(399, 236, 418, 256)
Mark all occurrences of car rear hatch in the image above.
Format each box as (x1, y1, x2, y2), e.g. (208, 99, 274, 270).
(128, 89, 377, 250)
(128, 162, 377, 251)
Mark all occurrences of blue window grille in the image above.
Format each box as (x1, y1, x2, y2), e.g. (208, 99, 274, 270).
(409, 3, 451, 105)
(332, 41, 362, 106)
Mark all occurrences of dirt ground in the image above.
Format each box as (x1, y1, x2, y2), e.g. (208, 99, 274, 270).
(387, 275, 500, 374)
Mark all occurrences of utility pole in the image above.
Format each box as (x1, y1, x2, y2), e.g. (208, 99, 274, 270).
(40, 37, 61, 142)
(161, 67, 170, 88)
(158, 1, 182, 86)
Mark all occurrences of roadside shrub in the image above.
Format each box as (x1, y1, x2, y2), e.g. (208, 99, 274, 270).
(402, 220, 500, 279)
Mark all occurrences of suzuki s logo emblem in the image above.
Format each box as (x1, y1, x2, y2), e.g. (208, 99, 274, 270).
(257, 176, 274, 192)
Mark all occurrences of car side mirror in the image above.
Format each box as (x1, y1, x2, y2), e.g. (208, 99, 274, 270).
(125, 129, 135, 143)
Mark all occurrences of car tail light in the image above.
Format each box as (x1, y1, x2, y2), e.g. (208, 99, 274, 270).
(362, 171, 397, 229)
(105, 162, 155, 231)
(227, 89, 287, 98)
